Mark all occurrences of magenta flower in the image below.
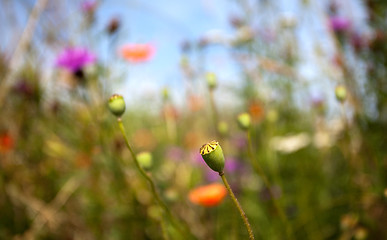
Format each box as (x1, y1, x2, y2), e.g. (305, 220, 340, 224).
(165, 146, 185, 162)
(231, 134, 248, 150)
(329, 16, 351, 32)
(56, 47, 96, 72)
(81, 0, 97, 13)
(259, 185, 282, 201)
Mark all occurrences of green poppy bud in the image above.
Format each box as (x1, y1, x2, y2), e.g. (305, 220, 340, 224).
(217, 121, 229, 136)
(206, 72, 217, 89)
(267, 110, 278, 123)
(335, 85, 347, 103)
(200, 140, 225, 172)
(162, 87, 170, 101)
(237, 113, 251, 131)
(108, 94, 126, 117)
(136, 151, 153, 170)
(148, 205, 163, 221)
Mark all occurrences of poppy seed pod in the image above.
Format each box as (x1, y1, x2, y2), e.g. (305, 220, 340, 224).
(136, 151, 153, 170)
(335, 85, 347, 103)
(200, 140, 225, 172)
(206, 72, 217, 89)
(162, 87, 170, 101)
(237, 113, 251, 131)
(217, 121, 229, 136)
(108, 94, 126, 117)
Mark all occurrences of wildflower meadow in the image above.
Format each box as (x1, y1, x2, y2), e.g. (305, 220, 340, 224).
(1, 1, 387, 239)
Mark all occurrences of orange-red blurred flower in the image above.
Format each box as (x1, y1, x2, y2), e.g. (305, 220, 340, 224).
(132, 129, 157, 151)
(162, 104, 179, 120)
(189, 183, 227, 207)
(188, 95, 204, 112)
(0, 132, 14, 153)
(248, 100, 264, 123)
(119, 43, 155, 63)
(75, 152, 92, 169)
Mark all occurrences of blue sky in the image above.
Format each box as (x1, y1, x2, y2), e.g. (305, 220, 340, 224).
(90, 0, 240, 105)
(1, 0, 369, 114)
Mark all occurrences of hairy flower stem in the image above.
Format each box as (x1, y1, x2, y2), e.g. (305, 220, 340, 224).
(247, 130, 295, 240)
(219, 172, 255, 240)
(117, 118, 191, 239)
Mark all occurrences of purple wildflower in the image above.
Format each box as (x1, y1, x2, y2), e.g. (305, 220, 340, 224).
(13, 79, 34, 98)
(310, 92, 324, 107)
(259, 185, 282, 201)
(56, 47, 96, 73)
(329, 16, 351, 32)
(190, 151, 204, 166)
(165, 146, 185, 162)
(205, 157, 243, 181)
(225, 157, 242, 172)
(81, 0, 97, 13)
(231, 134, 248, 150)
(351, 32, 370, 52)
(310, 92, 326, 114)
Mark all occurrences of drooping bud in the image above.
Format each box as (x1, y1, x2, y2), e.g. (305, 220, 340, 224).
(335, 85, 347, 103)
(200, 140, 225, 172)
(237, 113, 251, 131)
(136, 151, 153, 170)
(108, 94, 126, 117)
(206, 72, 217, 89)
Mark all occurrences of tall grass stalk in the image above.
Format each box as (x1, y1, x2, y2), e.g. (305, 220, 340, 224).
(116, 118, 192, 239)
(246, 130, 295, 240)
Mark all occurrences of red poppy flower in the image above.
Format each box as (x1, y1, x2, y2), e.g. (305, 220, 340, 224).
(248, 101, 264, 123)
(189, 183, 227, 207)
(0, 132, 14, 153)
(119, 43, 155, 63)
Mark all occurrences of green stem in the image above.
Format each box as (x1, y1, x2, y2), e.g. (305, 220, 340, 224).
(246, 130, 295, 240)
(163, 101, 177, 143)
(116, 118, 192, 239)
(160, 216, 170, 240)
(209, 89, 219, 136)
(219, 172, 255, 240)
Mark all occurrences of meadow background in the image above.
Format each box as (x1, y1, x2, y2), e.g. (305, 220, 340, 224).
(1, 0, 387, 239)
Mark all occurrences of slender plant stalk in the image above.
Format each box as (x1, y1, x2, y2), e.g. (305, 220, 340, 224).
(219, 172, 255, 240)
(246, 130, 295, 240)
(159, 217, 170, 240)
(209, 89, 219, 136)
(163, 102, 177, 143)
(0, 0, 49, 107)
(116, 118, 192, 239)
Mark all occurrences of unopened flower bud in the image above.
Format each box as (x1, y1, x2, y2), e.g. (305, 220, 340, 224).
(107, 17, 120, 35)
(108, 94, 126, 117)
(200, 140, 225, 172)
(354, 227, 368, 240)
(335, 85, 347, 103)
(267, 110, 278, 123)
(206, 72, 217, 89)
(237, 113, 251, 130)
(162, 87, 170, 101)
(136, 151, 153, 170)
(217, 121, 229, 136)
